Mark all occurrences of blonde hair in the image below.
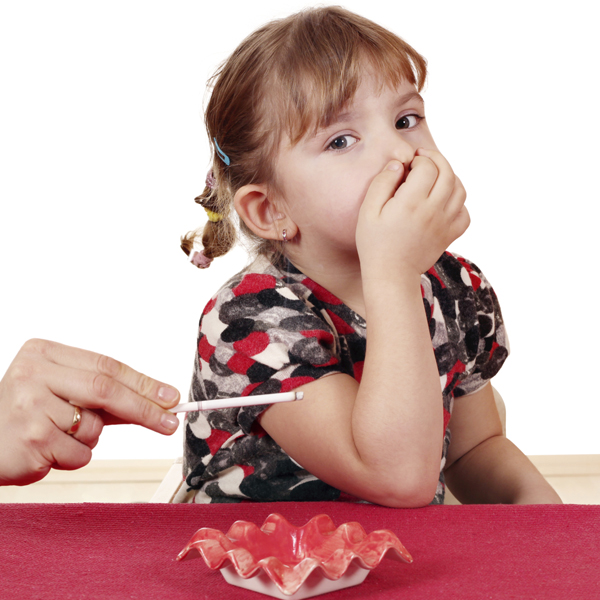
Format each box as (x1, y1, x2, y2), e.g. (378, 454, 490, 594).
(181, 6, 427, 264)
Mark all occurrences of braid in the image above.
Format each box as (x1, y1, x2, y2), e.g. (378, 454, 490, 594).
(180, 169, 237, 268)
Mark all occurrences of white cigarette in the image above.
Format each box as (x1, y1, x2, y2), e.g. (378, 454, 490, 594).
(169, 391, 304, 413)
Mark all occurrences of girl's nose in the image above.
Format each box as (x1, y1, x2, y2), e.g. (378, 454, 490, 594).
(389, 135, 416, 166)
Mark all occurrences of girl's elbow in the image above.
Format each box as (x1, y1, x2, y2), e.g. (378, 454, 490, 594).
(384, 486, 437, 508)
(370, 472, 439, 508)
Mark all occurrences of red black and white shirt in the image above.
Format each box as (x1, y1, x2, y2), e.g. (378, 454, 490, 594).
(174, 252, 509, 504)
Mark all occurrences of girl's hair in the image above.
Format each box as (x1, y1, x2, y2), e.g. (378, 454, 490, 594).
(181, 5, 428, 264)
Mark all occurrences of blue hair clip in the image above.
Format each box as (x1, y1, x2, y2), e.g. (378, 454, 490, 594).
(213, 138, 231, 166)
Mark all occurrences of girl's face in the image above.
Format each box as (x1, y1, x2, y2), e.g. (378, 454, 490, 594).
(273, 69, 438, 260)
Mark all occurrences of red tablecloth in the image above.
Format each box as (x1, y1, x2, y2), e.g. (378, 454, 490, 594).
(1, 503, 598, 599)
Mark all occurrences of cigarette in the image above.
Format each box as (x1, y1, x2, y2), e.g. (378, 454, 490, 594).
(169, 391, 304, 413)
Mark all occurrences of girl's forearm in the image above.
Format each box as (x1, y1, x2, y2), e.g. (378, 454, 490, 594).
(351, 274, 444, 503)
(444, 435, 562, 504)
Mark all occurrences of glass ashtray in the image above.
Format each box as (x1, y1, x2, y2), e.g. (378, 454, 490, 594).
(177, 513, 412, 599)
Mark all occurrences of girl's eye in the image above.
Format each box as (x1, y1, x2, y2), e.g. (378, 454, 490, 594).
(327, 135, 357, 151)
(395, 114, 422, 130)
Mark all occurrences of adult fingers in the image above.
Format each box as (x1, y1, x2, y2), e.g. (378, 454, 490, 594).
(8, 403, 94, 483)
(42, 426, 94, 472)
(51, 401, 104, 449)
(92, 352, 180, 408)
(22, 339, 180, 409)
(45, 362, 180, 435)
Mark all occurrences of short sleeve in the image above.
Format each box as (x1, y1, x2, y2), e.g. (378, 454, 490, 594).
(191, 271, 344, 433)
(453, 257, 510, 397)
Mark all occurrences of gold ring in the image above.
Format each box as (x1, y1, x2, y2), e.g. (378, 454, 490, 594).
(67, 405, 82, 435)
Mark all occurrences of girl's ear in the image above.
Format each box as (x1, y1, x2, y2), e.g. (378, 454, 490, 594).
(234, 184, 296, 241)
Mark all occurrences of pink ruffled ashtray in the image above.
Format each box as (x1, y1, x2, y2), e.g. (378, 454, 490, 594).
(177, 513, 413, 599)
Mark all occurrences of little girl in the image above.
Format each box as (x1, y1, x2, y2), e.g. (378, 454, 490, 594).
(176, 7, 561, 506)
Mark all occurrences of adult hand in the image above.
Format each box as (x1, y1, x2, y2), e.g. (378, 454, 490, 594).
(0, 339, 181, 486)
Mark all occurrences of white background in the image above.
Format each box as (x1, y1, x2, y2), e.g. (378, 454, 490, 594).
(1, 0, 598, 460)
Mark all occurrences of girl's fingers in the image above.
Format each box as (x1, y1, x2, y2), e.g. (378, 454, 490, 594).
(413, 148, 456, 203)
(449, 206, 471, 241)
(399, 155, 439, 201)
(444, 176, 467, 218)
(25, 339, 180, 409)
(361, 160, 405, 215)
(44, 362, 180, 435)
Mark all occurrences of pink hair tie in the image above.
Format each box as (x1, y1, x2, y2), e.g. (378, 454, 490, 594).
(205, 170, 217, 190)
(190, 250, 213, 269)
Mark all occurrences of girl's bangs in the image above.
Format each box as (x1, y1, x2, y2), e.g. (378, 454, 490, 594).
(273, 30, 427, 145)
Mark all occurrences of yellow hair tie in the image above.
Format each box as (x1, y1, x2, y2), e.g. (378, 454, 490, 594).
(204, 207, 223, 222)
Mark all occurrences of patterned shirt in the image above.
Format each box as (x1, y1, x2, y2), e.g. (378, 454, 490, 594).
(174, 252, 509, 504)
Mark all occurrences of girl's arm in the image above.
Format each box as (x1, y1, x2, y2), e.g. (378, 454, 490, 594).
(260, 151, 470, 507)
(444, 382, 562, 504)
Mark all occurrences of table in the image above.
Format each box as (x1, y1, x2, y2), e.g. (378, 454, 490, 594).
(1, 503, 598, 599)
